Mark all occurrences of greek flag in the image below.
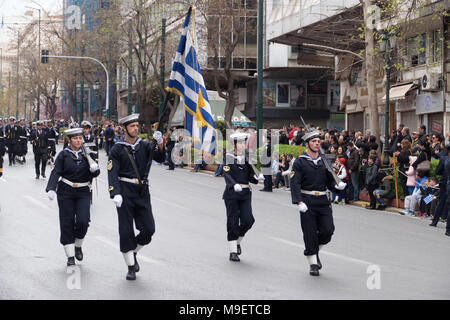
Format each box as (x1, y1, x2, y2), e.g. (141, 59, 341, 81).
(423, 194, 433, 205)
(167, 6, 216, 156)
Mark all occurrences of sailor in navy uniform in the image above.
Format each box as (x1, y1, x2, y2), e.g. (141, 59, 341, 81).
(45, 120, 58, 165)
(290, 130, 346, 276)
(16, 118, 28, 164)
(81, 121, 99, 163)
(0, 120, 5, 177)
(223, 132, 265, 262)
(30, 121, 50, 179)
(107, 114, 165, 280)
(46, 128, 100, 266)
(5, 117, 19, 166)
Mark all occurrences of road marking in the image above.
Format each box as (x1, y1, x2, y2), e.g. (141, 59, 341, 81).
(24, 195, 53, 211)
(152, 196, 189, 211)
(270, 236, 375, 266)
(95, 235, 164, 266)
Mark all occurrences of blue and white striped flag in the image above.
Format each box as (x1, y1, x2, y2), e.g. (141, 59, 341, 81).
(167, 6, 216, 157)
(423, 194, 433, 205)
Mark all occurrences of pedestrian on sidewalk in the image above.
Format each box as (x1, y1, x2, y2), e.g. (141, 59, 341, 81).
(45, 128, 100, 267)
(222, 132, 264, 262)
(365, 155, 379, 210)
(107, 114, 165, 280)
(290, 130, 346, 276)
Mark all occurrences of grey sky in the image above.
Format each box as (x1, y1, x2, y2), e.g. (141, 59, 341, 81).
(0, 0, 62, 48)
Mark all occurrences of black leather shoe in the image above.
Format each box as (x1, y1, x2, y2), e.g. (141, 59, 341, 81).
(126, 266, 136, 280)
(260, 189, 272, 192)
(67, 257, 75, 266)
(309, 264, 320, 276)
(237, 244, 242, 255)
(75, 247, 83, 261)
(42, 174, 46, 178)
(316, 254, 322, 270)
(35, 175, 39, 179)
(429, 222, 437, 227)
(134, 252, 140, 273)
(229, 253, 240, 262)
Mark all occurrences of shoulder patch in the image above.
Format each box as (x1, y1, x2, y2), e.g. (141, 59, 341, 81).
(223, 165, 230, 172)
(107, 160, 113, 171)
(109, 186, 114, 192)
(290, 171, 295, 179)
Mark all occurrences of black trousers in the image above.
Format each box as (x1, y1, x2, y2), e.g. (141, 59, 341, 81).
(432, 184, 449, 224)
(300, 203, 335, 256)
(117, 195, 155, 253)
(367, 184, 377, 207)
(167, 148, 175, 169)
(57, 193, 91, 246)
(224, 198, 255, 241)
(34, 151, 47, 176)
(399, 173, 409, 197)
(263, 174, 273, 191)
(7, 143, 17, 164)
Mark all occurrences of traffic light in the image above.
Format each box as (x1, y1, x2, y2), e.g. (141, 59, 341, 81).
(41, 50, 49, 64)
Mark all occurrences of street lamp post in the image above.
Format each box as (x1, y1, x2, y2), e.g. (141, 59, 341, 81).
(25, 6, 41, 121)
(93, 81, 100, 122)
(381, 33, 393, 167)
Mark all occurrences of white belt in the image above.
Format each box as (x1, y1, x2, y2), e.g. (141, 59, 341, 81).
(20, 136, 27, 139)
(84, 142, 96, 147)
(61, 178, 90, 188)
(239, 184, 250, 188)
(301, 190, 327, 196)
(48, 138, 56, 141)
(119, 177, 140, 185)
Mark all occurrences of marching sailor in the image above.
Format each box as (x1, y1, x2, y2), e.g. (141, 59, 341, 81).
(290, 130, 346, 276)
(5, 117, 19, 166)
(81, 120, 99, 163)
(30, 121, 49, 179)
(0, 120, 5, 176)
(223, 132, 265, 262)
(46, 120, 58, 165)
(107, 114, 165, 280)
(45, 128, 100, 266)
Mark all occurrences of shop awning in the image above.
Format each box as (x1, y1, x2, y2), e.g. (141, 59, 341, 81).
(382, 83, 416, 101)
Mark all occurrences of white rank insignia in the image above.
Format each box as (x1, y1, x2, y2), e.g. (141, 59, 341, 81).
(290, 171, 295, 179)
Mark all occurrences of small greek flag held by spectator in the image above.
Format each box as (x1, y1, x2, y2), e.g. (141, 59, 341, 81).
(423, 194, 433, 205)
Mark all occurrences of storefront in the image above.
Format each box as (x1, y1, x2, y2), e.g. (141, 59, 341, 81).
(415, 91, 445, 134)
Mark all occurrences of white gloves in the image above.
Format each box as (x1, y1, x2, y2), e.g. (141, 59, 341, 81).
(298, 202, 308, 213)
(234, 184, 243, 192)
(153, 131, 163, 145)
(89, 163, 99, 173)
(335, 181, 347, 190)
(254, 173, 265, 181)
(47, 190, 56, 201)
(112, 195, 123, 208)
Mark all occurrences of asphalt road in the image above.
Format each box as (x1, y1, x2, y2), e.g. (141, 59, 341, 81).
(0, 145, 449, 300)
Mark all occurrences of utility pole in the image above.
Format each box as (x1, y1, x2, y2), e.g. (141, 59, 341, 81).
(8, 71, 11, 115)
(16, 30, 19, 119)
(256, 0, 264, 148)
(127, 21, 133, 115)
(159, 18, 166, 121)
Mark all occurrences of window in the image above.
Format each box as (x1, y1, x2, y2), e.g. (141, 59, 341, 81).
(433, 29, 443, 62)
(407, 33, 426, 66)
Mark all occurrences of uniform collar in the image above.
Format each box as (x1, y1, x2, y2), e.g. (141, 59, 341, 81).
(299, 152, 322, 166)
(226, 152, 246, 164)
(116, 137, 142, 151)
(65, 147, 83, 159)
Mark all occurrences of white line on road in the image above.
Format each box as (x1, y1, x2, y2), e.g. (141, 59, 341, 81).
(270, 236, 376, 266)
(95, 235, 164, 266)
(24, 195, 53, 211)
(152, 196, 189, 211)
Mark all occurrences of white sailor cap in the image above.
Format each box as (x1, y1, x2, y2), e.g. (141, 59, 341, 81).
(65, 128, 83, 137)
(119, 114, 140, 126)
(230, 132, 249, 141)
(36, 120, 44, 125)
(302, 130, 321, 142)
(32, 122, 37, 125)
(81, 120, 92, 128)
(9, 116, 16, 121)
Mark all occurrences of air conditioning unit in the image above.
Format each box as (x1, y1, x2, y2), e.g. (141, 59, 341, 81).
(421, 72, 443, 91)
